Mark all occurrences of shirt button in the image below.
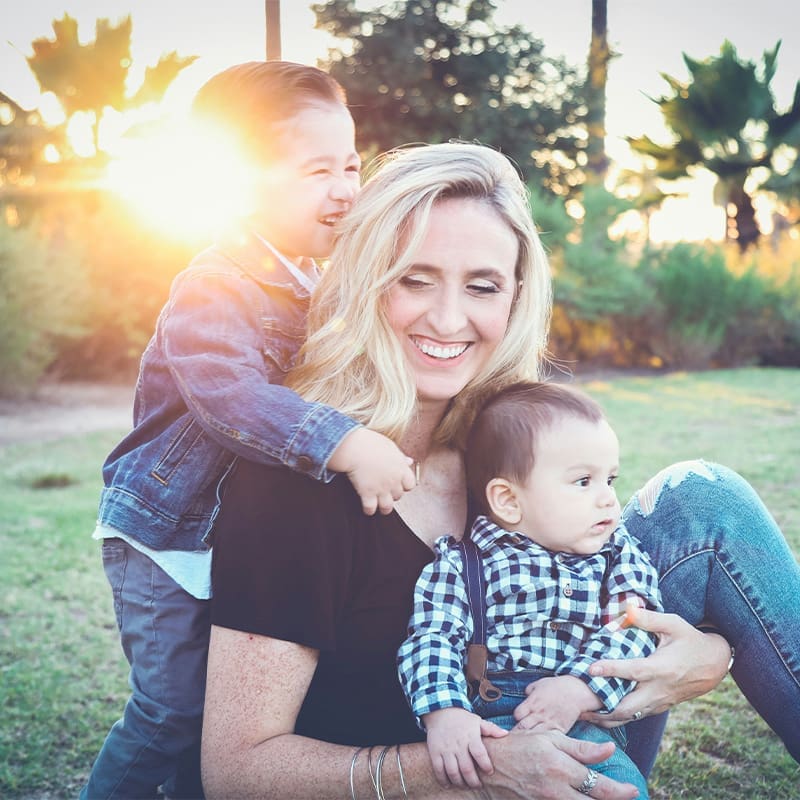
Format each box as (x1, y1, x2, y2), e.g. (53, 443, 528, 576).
(549, 621, 560, 631)
(296, 456, 313, 471)
(563, 583, 573, 597)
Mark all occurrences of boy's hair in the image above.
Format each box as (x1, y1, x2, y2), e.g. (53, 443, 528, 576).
(288, 142, 553, 447)
(465, 381, 605, 511)
(191, 60, 347, 163)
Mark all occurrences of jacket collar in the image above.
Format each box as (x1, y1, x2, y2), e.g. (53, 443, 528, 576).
(213, 228, 316, 296)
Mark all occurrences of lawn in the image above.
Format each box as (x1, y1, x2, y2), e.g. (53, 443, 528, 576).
(1, 367, 798, 799)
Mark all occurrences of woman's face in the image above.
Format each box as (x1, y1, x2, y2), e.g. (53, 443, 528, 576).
(385, 197, 519, 409)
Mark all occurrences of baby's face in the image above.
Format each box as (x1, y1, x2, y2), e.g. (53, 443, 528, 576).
(512, 416, 621, 555)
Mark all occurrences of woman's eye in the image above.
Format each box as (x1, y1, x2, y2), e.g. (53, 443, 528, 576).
(468, 281, 500, 295)
(399, 275, 434, 289)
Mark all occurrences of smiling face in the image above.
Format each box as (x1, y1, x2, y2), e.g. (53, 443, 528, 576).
(384, 197, 519, 413)
(509, 415, 622, 555)
(250, 103, 361, 260)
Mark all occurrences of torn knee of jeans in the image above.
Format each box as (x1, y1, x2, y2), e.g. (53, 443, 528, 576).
(634, 459, 716, 516)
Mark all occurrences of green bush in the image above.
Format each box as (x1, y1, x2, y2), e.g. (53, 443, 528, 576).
(0, 220, 88, 395)
(632, 242, 800, 369)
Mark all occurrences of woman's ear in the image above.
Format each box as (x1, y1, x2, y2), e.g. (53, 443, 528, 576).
(485, 478, 522, 527)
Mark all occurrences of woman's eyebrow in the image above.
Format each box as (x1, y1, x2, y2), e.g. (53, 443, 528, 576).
(405, 263, 510, 282)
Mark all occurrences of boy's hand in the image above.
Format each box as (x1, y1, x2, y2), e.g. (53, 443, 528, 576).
(513, 675, 599, 734)
(328, 427, 416, 515)
(423, 707, 508, 789)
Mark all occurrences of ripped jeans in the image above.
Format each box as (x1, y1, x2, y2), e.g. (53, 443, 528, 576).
(620, 461, 800, 775)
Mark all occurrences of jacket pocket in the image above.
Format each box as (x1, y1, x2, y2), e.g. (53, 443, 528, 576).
(151, 417, 204, 485)
(262, 319, 306, 374)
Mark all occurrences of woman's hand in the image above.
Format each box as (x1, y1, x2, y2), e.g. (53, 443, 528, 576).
(581, 608, 732, 727)
(484, 730, 640, 800)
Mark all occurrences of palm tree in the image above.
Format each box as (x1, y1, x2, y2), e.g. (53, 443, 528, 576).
(586, 0, 612, 181)
(629, 40, 800, 249)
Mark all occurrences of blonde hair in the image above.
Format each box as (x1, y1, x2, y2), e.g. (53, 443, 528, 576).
(288, 141, 552, 448)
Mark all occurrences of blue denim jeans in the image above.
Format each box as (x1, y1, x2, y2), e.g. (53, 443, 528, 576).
(81, 540, 210, 799)
(620, 461, 800, 775)
(472, 670, 649, 799)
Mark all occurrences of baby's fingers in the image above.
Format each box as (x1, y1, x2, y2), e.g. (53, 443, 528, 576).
(478, 719, 508, 739)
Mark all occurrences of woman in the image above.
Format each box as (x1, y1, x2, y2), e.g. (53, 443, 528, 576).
(202, 142, 800, 799)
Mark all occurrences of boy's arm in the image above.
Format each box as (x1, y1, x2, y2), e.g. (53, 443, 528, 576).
(163, 269, 415, 509)
(397, 543, 475, 723)
(555, 535, 662, 712)
(163, 268, 355, 479)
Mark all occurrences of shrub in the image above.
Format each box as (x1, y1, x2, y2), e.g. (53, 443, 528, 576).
(0, 220, 88, 395)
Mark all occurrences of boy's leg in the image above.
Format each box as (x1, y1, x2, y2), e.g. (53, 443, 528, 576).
(81, 539, 210, 800)
(569, 721, 649, 800)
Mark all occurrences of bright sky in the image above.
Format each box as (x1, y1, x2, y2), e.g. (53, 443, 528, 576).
(3, 0, 800, 241)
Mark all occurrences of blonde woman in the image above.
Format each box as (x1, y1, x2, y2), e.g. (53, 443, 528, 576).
(202, 142, 799, 799)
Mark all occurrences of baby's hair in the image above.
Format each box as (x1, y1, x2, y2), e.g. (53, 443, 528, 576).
(191, 60, 347, 163)
(466, 381, 605, 511)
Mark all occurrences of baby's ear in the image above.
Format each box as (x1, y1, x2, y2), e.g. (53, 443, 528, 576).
(485, 478, 522, 526)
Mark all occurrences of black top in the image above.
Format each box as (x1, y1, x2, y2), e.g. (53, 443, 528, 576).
(210, 458, 438, 746)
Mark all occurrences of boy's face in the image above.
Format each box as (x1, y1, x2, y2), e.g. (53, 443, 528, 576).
(249, 103, 360, 260)
(499, 416, 621, 555)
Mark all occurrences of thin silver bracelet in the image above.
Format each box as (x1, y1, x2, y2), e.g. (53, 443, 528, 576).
(366, 746, 378, 794)
(350, 746, 366, 800)
(375, 745, 391, 800)
(395, 744, 409, 800)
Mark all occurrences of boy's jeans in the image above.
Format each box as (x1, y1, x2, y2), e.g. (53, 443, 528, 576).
(472, 670, 649, 799)
(620, 461, 800, 775)
(80, 540, 210, 800)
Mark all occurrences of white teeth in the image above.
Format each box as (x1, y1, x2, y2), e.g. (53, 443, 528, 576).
(413, 339, 468, 359)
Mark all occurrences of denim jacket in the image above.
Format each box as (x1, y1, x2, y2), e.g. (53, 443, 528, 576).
(97, 230, 359, 552)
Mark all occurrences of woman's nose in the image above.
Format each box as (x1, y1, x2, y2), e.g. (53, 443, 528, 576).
(429, 289, 467, 334)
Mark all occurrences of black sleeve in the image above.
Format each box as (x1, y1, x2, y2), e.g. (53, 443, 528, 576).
(210, 458, 356, 651)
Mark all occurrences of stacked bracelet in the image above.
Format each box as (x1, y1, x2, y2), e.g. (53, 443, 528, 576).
(351, 743, 411, 800)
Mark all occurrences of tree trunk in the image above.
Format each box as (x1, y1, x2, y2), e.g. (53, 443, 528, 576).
(727, 182, 760, 251)
(586, 0, 610, 182)
(265, 0, 281, 60)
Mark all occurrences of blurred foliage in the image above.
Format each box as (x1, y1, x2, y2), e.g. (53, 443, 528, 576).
(313, 0, 588, 194)
(26, 13, 197, 154)
(0, 218, 88, 395)
(628, 40, 800, 250)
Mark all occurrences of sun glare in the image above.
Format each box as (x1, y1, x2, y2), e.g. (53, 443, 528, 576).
(104, 119, 258, 242)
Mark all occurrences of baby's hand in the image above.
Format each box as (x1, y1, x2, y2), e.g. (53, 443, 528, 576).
(328, 427, 416, 515)
(513, 675, 598, 733)
(424, 707, 508, 789)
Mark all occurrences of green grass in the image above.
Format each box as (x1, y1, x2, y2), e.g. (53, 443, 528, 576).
(2, 368, 799, 798)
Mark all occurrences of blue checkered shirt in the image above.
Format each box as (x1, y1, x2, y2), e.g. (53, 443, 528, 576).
(397, 515, 662, 724)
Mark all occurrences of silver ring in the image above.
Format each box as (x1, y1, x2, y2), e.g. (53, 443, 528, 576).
(578, 768, 599, 795)
(631, 710, 643, 721)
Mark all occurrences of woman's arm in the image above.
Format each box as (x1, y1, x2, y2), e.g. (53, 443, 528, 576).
(580, 608, 731, 726)
(201, 625, 639, 800)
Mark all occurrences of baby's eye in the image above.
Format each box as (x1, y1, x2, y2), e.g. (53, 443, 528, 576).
(608, 475, 619, 487)
(574, 476, 591, 488)
(346, 164, 361, 174)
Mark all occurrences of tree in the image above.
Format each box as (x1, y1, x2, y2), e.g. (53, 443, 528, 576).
(629, 40, 800, 250)
(26, 13, 197, 157)
(586, 0, 611, 181)
(312, 0, 587, 193)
